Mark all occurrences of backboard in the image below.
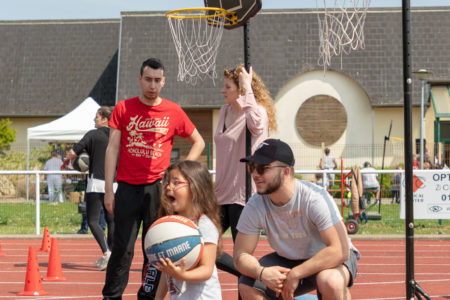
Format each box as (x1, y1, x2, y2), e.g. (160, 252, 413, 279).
(204, 0, 262, 29)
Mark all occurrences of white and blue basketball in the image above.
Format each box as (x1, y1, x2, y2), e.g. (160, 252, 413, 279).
(144, 215, 204, 270)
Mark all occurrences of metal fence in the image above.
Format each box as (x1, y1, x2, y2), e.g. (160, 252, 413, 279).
(11, 141, 407, 168)
(1, 140, 449, 235)
(0, 168, 437, 236)
(299, 169, 405, 234)
(289, 141, 407, 171)
(0, 170, 87, 235)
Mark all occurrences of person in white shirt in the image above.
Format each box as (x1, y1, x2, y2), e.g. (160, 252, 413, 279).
(319, 148, 337, 189)
(44, 150, 64, 202)
(361, 161, 380, 203)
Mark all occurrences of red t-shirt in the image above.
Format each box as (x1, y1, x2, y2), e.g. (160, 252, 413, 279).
(109, 97, 195, 185)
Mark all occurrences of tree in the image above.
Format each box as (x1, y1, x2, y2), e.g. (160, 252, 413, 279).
(0, 118, 16, 156)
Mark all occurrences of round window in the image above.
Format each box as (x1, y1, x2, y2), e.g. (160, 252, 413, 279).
(295, 95, 347, 146)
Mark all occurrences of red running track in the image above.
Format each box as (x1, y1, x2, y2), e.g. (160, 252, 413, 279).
(0, 238, 449, 299)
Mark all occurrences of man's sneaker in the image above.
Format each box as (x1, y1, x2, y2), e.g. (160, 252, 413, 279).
(98, 253, 111, 271)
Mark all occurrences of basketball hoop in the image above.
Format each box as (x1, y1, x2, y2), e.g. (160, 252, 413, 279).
(317, 0, 371, 70)
(166, 7, 236, 85)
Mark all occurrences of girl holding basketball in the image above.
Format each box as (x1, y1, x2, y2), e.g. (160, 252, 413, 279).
(155, 160, 223, 300)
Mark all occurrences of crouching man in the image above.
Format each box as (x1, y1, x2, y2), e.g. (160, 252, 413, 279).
(233, 139, 360, 300)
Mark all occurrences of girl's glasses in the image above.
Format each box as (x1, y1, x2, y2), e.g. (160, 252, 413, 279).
(165, 179, 189, 190)
(246, 163, 286, 175)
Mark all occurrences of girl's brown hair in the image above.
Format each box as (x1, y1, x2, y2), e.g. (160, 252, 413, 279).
(159, 161, 222, 252)
(224, 65, 277, 132)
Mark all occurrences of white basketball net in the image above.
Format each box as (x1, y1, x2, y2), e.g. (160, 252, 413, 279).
(166, 8, 226, 85)
(317, 0, 371, 69)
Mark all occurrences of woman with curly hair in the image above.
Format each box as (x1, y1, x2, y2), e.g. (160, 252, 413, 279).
(214, 65, 277, 276)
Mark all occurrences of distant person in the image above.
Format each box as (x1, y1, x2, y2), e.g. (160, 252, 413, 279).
(361, 161, 380, 203)
(412, 155, 420, 170)
(77, 179, 89, 234)
(155, 161, 222, 299)
(66, 106, 116, 271)
(77, 213, 89, 234)
(75, 178, 106, 234)
(102, 58, 205, 299)
(234, 139, 360, 299)
(424, 148, 431, 164)
(77, 196, 106, 234)
(390, 165, 402, 204)
(319, 147, 337, 189)
(315, 173, 324, 187)
(63, 148, 88, 227)
(434, 154, 440, 166)
(44, 150, 64, 202)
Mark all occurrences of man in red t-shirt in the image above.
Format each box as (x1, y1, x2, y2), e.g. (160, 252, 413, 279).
(102, 58, 205, 300)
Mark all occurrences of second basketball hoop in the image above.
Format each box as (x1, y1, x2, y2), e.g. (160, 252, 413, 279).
(166, 7, 236, 85)
(317, 0, 371, 70)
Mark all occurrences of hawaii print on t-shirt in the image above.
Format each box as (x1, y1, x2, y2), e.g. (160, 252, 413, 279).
(109, 97, 195, 185)
(126, 114, 170, 159)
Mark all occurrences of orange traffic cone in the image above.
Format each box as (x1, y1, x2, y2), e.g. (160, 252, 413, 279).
(44, 238, 66, 281)
(39, 227, 51, 252)
(17, 246, 49, 296)
(0, 242, 5, 256)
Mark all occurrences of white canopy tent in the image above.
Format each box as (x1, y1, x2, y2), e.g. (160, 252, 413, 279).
(26, 97, 100, 171)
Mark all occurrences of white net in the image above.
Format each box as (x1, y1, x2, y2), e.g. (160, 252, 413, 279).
(166, 8, 227, 85)
(317, 0, 371, 69)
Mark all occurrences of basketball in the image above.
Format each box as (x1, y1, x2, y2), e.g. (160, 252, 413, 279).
(72, 152, 89, 172)
(144, 215, 203, 270)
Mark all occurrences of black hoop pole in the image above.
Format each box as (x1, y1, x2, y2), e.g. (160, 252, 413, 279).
(244, 21, 252, 202)
(402, 0, 415, 295)
(402, 1, 431, 299)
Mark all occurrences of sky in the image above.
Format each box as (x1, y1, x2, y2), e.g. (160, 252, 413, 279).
(1, 0, 449, 20)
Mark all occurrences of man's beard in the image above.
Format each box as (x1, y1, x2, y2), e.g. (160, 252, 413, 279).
(259, 170, 283, 195)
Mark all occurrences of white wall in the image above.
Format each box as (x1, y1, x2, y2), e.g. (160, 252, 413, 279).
(270, 70, 374, 170)
(9, 117, 55, 151)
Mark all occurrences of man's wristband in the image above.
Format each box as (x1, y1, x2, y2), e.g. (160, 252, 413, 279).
(259, 266, 265, 281)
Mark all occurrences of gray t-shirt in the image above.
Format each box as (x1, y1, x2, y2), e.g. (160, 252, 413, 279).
(361, 166, 380, 189)
(237, 180, 342, 260)
(361, 167, 380, 189)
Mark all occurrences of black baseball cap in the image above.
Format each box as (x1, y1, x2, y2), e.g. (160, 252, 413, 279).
(240, 139, 295, 166)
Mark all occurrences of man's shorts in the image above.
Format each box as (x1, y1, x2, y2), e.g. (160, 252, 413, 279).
(363, 186, 380, 192)
(239, 249, 359, 300)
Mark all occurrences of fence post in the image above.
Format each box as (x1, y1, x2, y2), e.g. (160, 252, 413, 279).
(35, 171, 40, 235)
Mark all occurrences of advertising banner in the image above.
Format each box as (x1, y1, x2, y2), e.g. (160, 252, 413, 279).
(400, 170, 450, 219)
